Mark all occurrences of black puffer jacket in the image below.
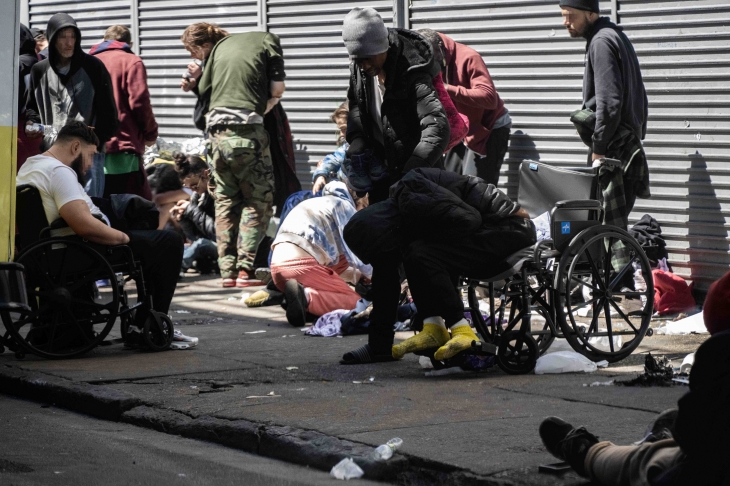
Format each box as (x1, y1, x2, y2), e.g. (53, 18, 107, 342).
(180, 192, 216, 241)
(19, 24, 38, 114)
(345, 168, 523, 264)
(346, 29, 449, 175)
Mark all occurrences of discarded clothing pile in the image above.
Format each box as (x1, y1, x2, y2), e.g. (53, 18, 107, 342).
(629, 214, 669, 267)
(305, 300, 417, 337)
(616, 353, 687, 387)
(653, 270, 695, 316)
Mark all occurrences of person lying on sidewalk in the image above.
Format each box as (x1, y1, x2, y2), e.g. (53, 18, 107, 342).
(170, 153, 219, 275)
(538, 270, 730, 486)
(342, 168, 535, 364)
(270, 181, 372, 327)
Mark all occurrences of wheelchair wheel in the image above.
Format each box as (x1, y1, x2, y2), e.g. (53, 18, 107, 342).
(10, 239, 119, 359)
(555, 226, 654, 363)
(143, 311, 173, 351)
(497, 331, 538, 375)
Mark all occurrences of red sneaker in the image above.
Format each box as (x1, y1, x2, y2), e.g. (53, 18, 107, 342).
(222, 277, 237, 288)
(236, 270, 263, 288)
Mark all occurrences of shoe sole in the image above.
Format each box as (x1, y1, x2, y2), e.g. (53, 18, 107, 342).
(283, 280, 306, 327)
(171, 342, 198, 350)
(236, 279, 264, 288)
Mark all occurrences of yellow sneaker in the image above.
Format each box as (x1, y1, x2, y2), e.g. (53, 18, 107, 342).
(434, 325, 480, 361)
(244, 290, 271, 307)
(392, 323, 450, 360)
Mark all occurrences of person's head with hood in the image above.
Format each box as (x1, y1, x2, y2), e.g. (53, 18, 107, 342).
(45, 13, 82, 70)
(31, 28, 48, 54)
(19, 24, 37, 59)
(342, 7, 390, 79)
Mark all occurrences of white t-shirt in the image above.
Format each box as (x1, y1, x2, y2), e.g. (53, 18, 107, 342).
(16, 155, 107, 228)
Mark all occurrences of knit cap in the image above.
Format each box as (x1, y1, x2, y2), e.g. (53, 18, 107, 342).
(704, 271, 730, 335)
(558, 0, 600, 13)
(342, 7, 389, 60)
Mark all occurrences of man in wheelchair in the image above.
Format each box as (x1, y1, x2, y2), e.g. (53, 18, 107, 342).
(16, 121, 184, 347)
(343, 168, 536, 364)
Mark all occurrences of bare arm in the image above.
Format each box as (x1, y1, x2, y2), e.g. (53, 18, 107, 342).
(265, 81, 286, 114)
(59, 200, 130, 246)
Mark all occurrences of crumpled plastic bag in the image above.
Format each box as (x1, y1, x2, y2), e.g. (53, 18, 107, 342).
(532, 211, 551, 241)
(535, 351, 598, 374)
(330, 458, 364, 480)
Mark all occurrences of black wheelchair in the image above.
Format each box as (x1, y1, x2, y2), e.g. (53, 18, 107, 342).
(419, 160, 655, 374)
(0, 185, 174, 360)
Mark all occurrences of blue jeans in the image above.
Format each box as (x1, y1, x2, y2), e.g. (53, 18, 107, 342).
(84, 152, 106, 198)
(182, 238, 218, 270)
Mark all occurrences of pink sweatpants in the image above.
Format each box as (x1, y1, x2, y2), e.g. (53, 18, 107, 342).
(271, 256, 361, 317)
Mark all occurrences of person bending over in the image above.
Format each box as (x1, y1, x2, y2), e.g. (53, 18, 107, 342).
(344, 168, 535, 362)
(271, 181, 372, 327)
(170, 153, 218, 274)
(16, 121, 183, 338)
(340, 7, 450, 364)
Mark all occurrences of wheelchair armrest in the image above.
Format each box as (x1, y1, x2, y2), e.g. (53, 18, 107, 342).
(554, 200, 602, 211)
(39, 218, 71, 239)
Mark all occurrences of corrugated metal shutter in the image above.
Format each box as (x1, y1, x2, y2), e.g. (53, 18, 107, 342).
(267, 0, 394, 186)
(618, 0, 730, 290)
(409, 0, 613, 199)
(138, 0, 260, 141)
(28, 0, 131, 51)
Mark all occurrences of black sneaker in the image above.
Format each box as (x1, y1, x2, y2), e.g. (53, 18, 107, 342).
(539, 417, 599, 477)
(283, 280, 307, 327)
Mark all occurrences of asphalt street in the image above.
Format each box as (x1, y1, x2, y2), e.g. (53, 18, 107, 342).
(0, 394, 384, 486)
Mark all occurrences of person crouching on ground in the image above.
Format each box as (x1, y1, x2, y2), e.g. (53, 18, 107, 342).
(344, 168, 535, 362)
(270, 181, 372, 327)
(170, 153, 218, 275)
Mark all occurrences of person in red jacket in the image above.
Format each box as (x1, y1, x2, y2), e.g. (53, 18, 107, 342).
(418, 30, 512, 186)
(90, 25, 157, 200)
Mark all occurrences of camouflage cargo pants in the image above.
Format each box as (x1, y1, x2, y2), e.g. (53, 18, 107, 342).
(209, 124, 274, 278)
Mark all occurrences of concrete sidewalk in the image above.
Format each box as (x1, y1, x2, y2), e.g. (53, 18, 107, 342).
(0, 274, 705, 485)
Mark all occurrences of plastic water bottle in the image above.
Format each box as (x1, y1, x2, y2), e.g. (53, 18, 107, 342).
(28, 123, 58, 138)
(371, 437, 403, 461)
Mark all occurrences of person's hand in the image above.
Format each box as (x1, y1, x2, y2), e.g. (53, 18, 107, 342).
(312, 176, 326, 194)
(180, 77, 197, 92)
(511, 207, 530, 219)
(187, 61, 202, 80)
(25, 122, 42, 139)
(170, 200, 190, 221)
(264, 96, 281, 114)
(592, 153, 606, 162)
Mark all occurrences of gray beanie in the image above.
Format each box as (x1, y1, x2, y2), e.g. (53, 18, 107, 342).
(342, 7, 389, 59)
(559, 0, 599, 13)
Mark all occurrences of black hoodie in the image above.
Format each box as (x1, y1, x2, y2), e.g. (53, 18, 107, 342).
(346, 28, 449, 178)
(18, 24, 38, 114)
(25, 13, 118, 150)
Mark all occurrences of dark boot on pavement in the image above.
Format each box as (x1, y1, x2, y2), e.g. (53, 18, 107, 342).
(283, 280, 307, 327)
(539, 416, 599, 477)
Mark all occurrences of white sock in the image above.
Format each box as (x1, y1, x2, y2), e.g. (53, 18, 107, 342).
(423, 316, 446, 329)
(449, 318, 470, 331)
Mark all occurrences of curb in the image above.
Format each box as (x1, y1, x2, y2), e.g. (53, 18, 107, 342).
(0, 364, 516, 485)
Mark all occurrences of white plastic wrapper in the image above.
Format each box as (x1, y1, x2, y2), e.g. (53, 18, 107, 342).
(330, 458, 364, 480)
(535, 351, 598, 374)
(532, 211, 551, 241)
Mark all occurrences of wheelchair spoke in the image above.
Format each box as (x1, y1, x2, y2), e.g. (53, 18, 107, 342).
(608, 257, 637, 291)
(570, 275, 599, 292)
(587, 297, 605, 335)
(603, 237, 614, 289)
(63, 308, 94, 346)
(608, 299, 639, 334)
(46, 311, 60, 353)
(26, 251, 57, 289)
(69, 297, 115, 312)
(603, 298, 615, 353)
(584, 250, 605, 291)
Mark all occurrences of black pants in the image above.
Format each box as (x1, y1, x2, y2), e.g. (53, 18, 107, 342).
(443, 126, 511, 186)
(403, 218, 536, 327)
(125, 230, 183, 316)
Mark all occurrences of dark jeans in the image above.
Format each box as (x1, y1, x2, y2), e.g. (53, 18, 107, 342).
(403, 218, 536, 327)
(366, 175, 402, 354)
(125, 229, 183, 317)
(443, 126, 511, 186)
